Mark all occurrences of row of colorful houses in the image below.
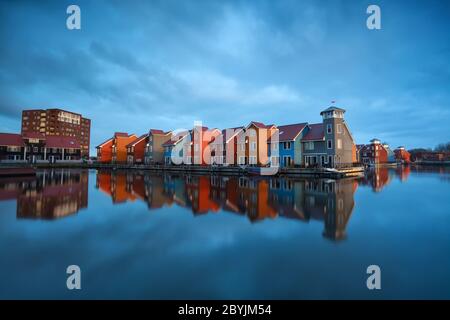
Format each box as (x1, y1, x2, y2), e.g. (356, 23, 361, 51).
(356, 139, 411, 165)
(97, 106, 358, 168)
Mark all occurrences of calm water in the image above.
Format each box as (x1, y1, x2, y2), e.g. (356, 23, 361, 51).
(0, 166, 449, 299)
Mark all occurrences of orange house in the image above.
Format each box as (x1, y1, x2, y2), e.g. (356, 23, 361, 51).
(97, 132, 137, 163)
(126, 134, 148, 164)
(96, 138, 114, 163)
(189, 126, 221, 165)
(236, 121, 277, 166)
(111, 132, 137, 163)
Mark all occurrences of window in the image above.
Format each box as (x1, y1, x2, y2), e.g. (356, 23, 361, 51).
(239, 143, 245, 151)
(284, 156, 292, 166)
(33, 147, 38, 152)
(249, 156, 257, 165)
(239, 156, 246, 165)
(337, 124, 342, 134)
(250, 142, 257, 151)
(7, 146, 21, 152)
(272, 143, 278, 150)
(305, 141, 314, 150)
(327, 124, 332, 134)
(194, 143, 199, 152)
(337, 139, 342, 149)
(283, 142, 291, 150)
(271, 156, 279, 166)
(327, 140, 332, 149)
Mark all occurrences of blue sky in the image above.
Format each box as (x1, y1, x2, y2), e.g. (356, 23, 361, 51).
(0, 0, 449, 155)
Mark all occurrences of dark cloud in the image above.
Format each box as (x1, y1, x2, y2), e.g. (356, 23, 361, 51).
(0, 0, 449, 151)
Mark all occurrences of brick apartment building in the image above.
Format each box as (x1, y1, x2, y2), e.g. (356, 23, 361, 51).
(21, 108, 91, 158)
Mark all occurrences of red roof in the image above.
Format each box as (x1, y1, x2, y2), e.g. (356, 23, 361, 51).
(126, 134, 148, 147)
(302, 123, 324, 141)
(250, 121, 273, 129)
(149, 129, 165, 135)
(277, 123, 308, 141)
(0, 133, 24, 147)
(114, 132, 130, 137)
(45, 136, 80, 149)
(22, 132, 45, 140)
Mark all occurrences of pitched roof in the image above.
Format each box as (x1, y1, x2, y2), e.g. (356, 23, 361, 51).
(114, 132, 130, 137)
(45, 136, 80, 149)
(149, 129, 165, 135)
(249, 121, 273, 129)
(162, 131, 189, 147)
(96, 137, 113, 148)
(277, 123, 308, 141)
(0, 133, 24, 147)
(302, 123, 324, 141)
(126, 134, 148, 147)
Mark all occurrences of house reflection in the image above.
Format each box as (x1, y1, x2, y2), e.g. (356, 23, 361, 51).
(0, 169, 88, 219)
(359, 165, 412, 191)
(96, 170, 360, 241)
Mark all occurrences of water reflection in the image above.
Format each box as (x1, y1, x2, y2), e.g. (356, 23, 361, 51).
(95, 170, 360, 241)
(0, 169, 88, 219)
(0, 166, 423, 240)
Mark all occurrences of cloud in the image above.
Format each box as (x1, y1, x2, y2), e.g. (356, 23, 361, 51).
(173, 70, 301, 105)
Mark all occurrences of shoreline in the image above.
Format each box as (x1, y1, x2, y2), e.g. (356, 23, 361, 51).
(0, 162, 365, 179)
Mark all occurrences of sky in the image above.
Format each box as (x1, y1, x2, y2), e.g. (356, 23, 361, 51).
(0, 0, 449, 155)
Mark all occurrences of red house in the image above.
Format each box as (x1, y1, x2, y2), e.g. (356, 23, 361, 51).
(126, 134, 149, 164)
(358, 139, 388, 165)
(394, 146, 411, 164)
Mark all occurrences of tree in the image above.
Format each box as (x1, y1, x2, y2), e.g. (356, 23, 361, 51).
(434, 142, 450, 152)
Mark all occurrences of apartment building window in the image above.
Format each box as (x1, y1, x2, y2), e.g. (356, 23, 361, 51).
(327, 124, 332, 134)
(337, 124, 342, 134)
(272, 143, 278, 151)
(283, 142, 291, 150)
(337, 139, 342, 149)
(327, 140, 332, 149)
(249, 156, 257, 165)
(305, 141, 314, 150)
(250, 142, 257, 151)
(239, 143, 245, 151)
(239, 156, 246, 165)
